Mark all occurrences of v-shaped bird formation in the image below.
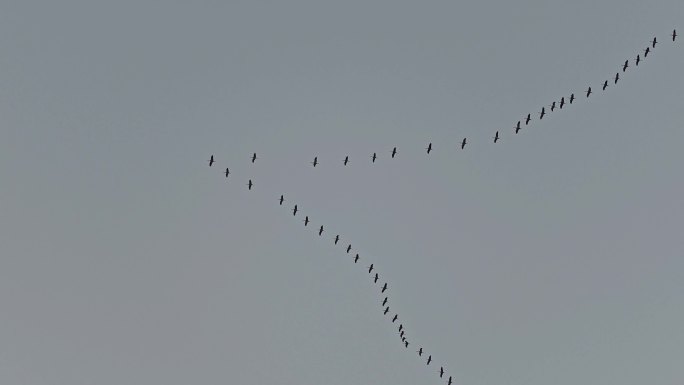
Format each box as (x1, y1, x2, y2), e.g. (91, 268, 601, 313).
(206, 30, 677, 384)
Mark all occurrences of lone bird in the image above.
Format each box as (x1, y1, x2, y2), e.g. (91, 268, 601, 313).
(636, 54, 641, 66)
(614, 72, 619, 84)
(440, 367, 444, 378)
(652, 36, 657, 48)
(318, 225, 324, 236)
(354, 254, 359, 263)
(602, 80, 609, 91)
(371, 152, 377, 163)
(427, 355, 432, 365)
(392, 314, 398, 323)
(559, 97, 565, 109)
(549, 101, 556, 112)
(382, 297, 388, 306)
(292, 205, 298, 216)
(515, 121, 521, 134)
(673, 29, 677, 41)
(426, 142, 433, 154)
(586, 87, 592, 97)
(391, 147, 397, 158)
(374, 273, 379, 283)
(569, 93, 575, 104)
(343, 156, 349, 166)
(417, 348, 423, 356)
(368, 264, 374, 273)
(346, 244, 352, 253)
(208, 155, 215, 167)
(493, 131, 500, 143)
(303, 216, 309, 226)
(279, 195, 284, 205)
(539, 107, 546, 120)
(448, 376, 453, 385)
(334, 235, 340, 245)
(382, 283, 388, 293)
(251, 153, 258, 163)
(461, 138, 467, 149)
(311, 157, 318, 167)
(623, 59, 629, 72)
(224, 168, 230, 177)
(384, 306, 389, 315)
(247, 179, 253, 190)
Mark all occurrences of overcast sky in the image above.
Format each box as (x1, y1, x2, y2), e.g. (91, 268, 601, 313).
(1, 1, 683, 385)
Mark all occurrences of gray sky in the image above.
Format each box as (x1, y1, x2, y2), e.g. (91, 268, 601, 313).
(1, 1, 683, 384)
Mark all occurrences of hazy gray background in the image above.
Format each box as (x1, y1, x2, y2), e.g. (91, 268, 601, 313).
(1, 1, 683, 384)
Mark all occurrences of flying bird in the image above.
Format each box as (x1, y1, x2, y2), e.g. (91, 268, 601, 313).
(354, 254, 359, 263)
(586, 87, 592, 97)
(374, 273, 379, 283)
(515, 121, 521, 134)
(426, 142, 433, 154)
(525, 113, 531, 125)
(384, 306, 390, 315)
(399, 330, 405, 338)
(448, 376, 453, 385)
(614, 72, 619, 84)
(644, 46, 650, 57)
(398, 324, 403, 332)
(368, 264, 374, 273)
(334, 235, 340, 245)
(318, 225, 324, 236)
(461, 137, 467, 149)
(371, 152, 377, 163)
(392, 314, 398, 323)
(251, 153, 258, 163)
(311, 157, 318, 167)
(602, 80, 608, 91)
(224, 168, 230, 177)
(493, 131, 500, 143)
(382, 283, 388, 293)
(559, 97, 565, 109)
(343, 156, 349, 166)
(427, 355, 432, 365)
(622, 59, 629, 72)
(346, 244, 352, 253)
(549, 101, 556, 111)
(303, 216, 309, 226)
(208, 155, 215, 167)
(652, 36, 657, 48)
(569, 93, 575, 104)
(391, 147, 397, 158)
(539, 107, 546, 119)
(417, 348, 423, 356)
(440, 367, 444, 378)
(404, 341, 409, 348)
(673, 29, 677, 41)
(247, 179, 253, 190)
(279, 195, 284, 205)
(382, 297, 388, 306)
(636, 54, 641, 66)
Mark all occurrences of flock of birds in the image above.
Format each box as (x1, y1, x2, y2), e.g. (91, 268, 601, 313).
(207, 30, 676, 384)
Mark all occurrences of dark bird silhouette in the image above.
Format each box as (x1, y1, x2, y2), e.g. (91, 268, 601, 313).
(224, 168, 230, 177)
(208, 155, 215, 167)
(426, 142, 433, 154)
(311, 157, 318, 167)
(644, 46, 650, 57)
(636, 54, 641, 66)
(303, 216, 309, 226)
(440, 367, 444, 378)
(346, 244, 352, 253)
(614, 72, 619, 84)
(292, 205, 298, 216)
(417, 348, 423, 356)
(493, 131, 500, 143)
(448, 376, 453, 385)
(652, 36, 657, 48)
(602, 80, 608, 91)
(334, 235, 340, 245)
(368, 264, 374, 273)
(382, 283, 388, 293)
(343, 156, 349, 166)
(404, 341, 409, 348)
(559, 97, 565, 109)
(539, 107, 546, 120)
(354, 253, 359, 263)
(392, 314, 398, 323)
(586, 87, 592, 97)
(461, 137, 467, 149)
(391, 147, 397, 158)
(374, 273, 379, 283)
(623, 59, 629, 72)
(247, 179, 253, 190)
(398, 324, 403, 332)
(318, 225, 323, 236)
(371, 152, 377, 163)
(399, 330, 405, 338)
(525, 113, 531, 125)
(549, 101, 556, 112)
(570, 93, 575, 104)
(251, 153, 257, 163)
(427, 355, 432, 365)
(384, 306, 389, 315)
(401, 335, 406, 342)
(673, 29, 677, 42)
(515, 121, 521, 134)
(279, 195, 284, 205)
(382, 297, 388, 306)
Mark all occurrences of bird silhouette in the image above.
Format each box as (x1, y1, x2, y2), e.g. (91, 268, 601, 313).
(636, 54, 641, 66)
(673, 29, 677, 42)
(292, 205, 298, 216)
(569, 93, 575, 104)
(549, 101, 556, 112)
(343, 156, 349, 166)
(391, 147, 397, 158)
(525, 113, 531, 125)
(398, 324, 403, 332)
(368, 264, 374, 273)
(622, 59, 629, 72)
(400, 330, 405, 338)
(644, 46, 650, 57)
(539, 107, 546, 119)
(374, 273, 379, 283)
(382, 283, 388, 293)
(586, 87, 592, 97)
(251, 153, 257, 163)
(392, 314, 398, 323)
(208, 155, 215, 167)
(318, 225, 324, 236)
(614, 72, 619, 84)
(354, 254, 359, 263)
(493, 131, 500, 143)
(440, 367, 444, 378)
(427, 355, 432, 365)
(247, 179, 253, 190)
(426, 142, 433, 154)
(515, 121, 521, 134)
(311, 157, 318, 167)
(461, 137, 467, 149)
(652, 36, 657, 48)
(382, 297, 388, 306)
(334, 235, 340, 245)
(303, 216, 309, 226)
(559, 97, 565, 109)
(417, 348, 423, 356)
(384, 306, 390, 315)
(404, 340, 409, 348)
(346, 244, 352, 253)
(224, 168, 230, 177)
(602, 80, 609, 91)
(371, 152, 377, 163)
(448, 376, 453, 385)
(279, 195, 284, 205)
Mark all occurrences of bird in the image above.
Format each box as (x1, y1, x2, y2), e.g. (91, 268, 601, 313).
(417, 348, 423, 356)
(426, 142, 433, 154)
(371, 152, 377, 163)
(311, 157, 318, 167)
(404, 341, 409, 348)
(525, 113, 531, 125)
(636, 54, 641, 66)
(208, 155, 215, 167)
(652, 36, 657, 48)
(614, 72, 619, 84)
(251, 153, 258, 163)
(515, 121, 521, 134)
(673, 29, 677, 41)
(539, 107, 546, 120)
(374, 273, 379, 283)
(382, 297, 388, 306)
(303, 216, 309, 226)
(346, 244, 352, 253)
(247, 179, 253, 190)
(644, 46, 650, 57)
(392, 314, 398, 323)
(448, 376, 453, 385)
(292, 205, 298, 216)
(382, 283, 388, 293)
(279, 195, 284, 205)
(559, 97, 565, 109)
(224, 168, 230, 177)
(549, 101, 556, 112)
(398, 324, 403, 332)
(343, 156, 349, 166)
(368, 264, 374, 273)
(602, 80, 608, 91)
(401, 335, 406, 342)
(399, 330, 405, 338)
(493, 131, 500, 143)
(318, 225, 324, 236)
(427, 355, 432, 365)
(461, 138, 467, 149)
(586, 87, 592, 97)
(391, 147, 397, 158)
(354, 254, 359, 263)
(334, 235, 340, 245)
(622, 59, 629, 72)
(440, 367, 444, 378)
(569, 93, 575, 104)
(384, 306, 390, 315)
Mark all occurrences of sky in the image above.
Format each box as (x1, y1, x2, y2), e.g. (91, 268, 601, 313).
(1, 1, 683, 384)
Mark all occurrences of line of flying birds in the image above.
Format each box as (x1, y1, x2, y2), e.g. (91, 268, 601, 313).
(206, 30, 676, 384)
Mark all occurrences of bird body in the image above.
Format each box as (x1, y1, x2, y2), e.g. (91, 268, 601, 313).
(293, 205, 298, 216)
(334, 235, 340, 245)
(636, 54, 641, 66)
(382, 283, 388, 293)
(224, 168, 230, 177)
(493, 131, 500, 143)
(623, 59, 629, 72)
(550, 101, 556, 111)
(382, 297, 388, 306)
(391, 147, 397, 158)
(418, 348, 423, 356)
(644, 46, 650, 57)
(247, 179, 253, 190)
(427, 355, 432, 365)
(392, 314, 398, 322)
(354, 254, 359, 263)
(343, 156, 349, 166)
(559, 97, 565, 109)
(251, 153, 257, 163)
(515, 121, 521, 134)
(603, 80, 609, 90)
(368, 264, 374, 273)
(208, 155, 214, 167)
(461, 138, 467, 149)
(586, 87, 592, 97)
(279, 195, 284, 205)
(374, 273, 379, 283)
(440, 367, 444, 378)
(346, 244, 352, 253)
(525, 113, 531, 125)
(673, 29, 677, 41)
(426, 142, 432, 154)
(311, 157, 318, 167)
(303, 216, 309, 226)
(539, 107, 546, 119)
(614, 72, 619, 84)
(569, 93, 575, 104)
(371, 153, 377, 163)
(652, 36, 657, 48)
(318, 225, 324, 236)
(384, 306, 390, 315)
